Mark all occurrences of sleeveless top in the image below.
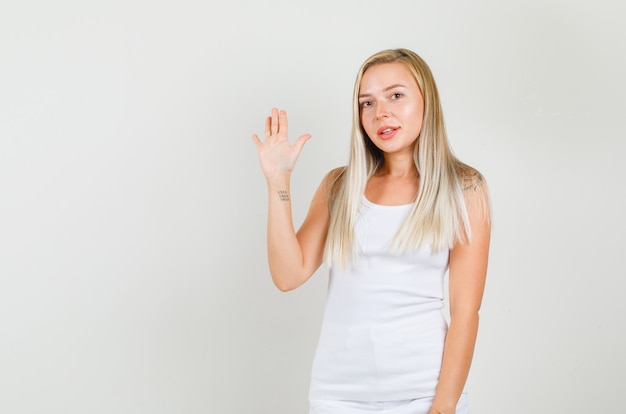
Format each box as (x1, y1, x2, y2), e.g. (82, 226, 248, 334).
(309, 197, 451, 402)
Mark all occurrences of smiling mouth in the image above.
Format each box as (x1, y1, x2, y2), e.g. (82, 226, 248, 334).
(377, 126, 399, 137)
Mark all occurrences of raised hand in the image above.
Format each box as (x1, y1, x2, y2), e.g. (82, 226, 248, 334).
(252, 108, 311, 181)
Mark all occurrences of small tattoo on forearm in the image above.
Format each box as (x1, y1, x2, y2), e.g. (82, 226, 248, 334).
(278, 190, 290, 201)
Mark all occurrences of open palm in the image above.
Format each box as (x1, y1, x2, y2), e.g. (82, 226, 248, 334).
(252, 108, 311, 180)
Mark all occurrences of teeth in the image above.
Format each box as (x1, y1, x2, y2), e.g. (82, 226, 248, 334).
(382, 128, 393, 134)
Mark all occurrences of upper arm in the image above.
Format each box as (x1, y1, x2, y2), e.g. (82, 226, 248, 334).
(295, 167, 344, 280)
(448, 170, 491, 318)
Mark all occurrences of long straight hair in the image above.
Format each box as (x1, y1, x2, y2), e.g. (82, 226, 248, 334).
(324, 48, 479, 267)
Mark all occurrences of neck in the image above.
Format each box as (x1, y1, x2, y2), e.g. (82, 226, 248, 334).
(379, 153, 417, 178)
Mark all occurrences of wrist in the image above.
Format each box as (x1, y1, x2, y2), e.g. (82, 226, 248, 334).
(266, 174, 291, 188)
(266, 177, 292, 204)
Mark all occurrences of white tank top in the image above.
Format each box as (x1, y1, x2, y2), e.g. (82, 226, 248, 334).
(309, 197, 450, 402)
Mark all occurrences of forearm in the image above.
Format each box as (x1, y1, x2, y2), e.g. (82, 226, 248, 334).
(266, 176, 306, 291)
(430, 312, 479, 414)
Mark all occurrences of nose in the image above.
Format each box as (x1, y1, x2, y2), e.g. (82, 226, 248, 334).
(375, 102, 389, 120)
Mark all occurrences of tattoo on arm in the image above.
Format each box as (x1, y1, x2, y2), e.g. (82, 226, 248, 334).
(277, 190, 290, 201)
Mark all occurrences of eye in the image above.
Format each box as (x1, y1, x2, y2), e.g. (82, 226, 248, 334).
(391, 93, 403, 99)
(360, 100, 373, 108)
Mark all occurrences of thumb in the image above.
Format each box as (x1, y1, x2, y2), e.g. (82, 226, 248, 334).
(292, 133, 312, 154)
(251, 134, 262, 148)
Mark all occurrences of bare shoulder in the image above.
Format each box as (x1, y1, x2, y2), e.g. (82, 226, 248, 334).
(308, 166, 346, 206)
(457, 163, 487, 193)
(323, 166, 346, 192)
(312, 166, 346, 209)
(456, 163, 491, 221)
(325, 166, 346, 183)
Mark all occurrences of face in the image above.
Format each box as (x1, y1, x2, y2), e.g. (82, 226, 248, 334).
(358, 62, 424, 156)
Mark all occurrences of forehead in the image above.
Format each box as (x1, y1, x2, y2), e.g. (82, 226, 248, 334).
(359, 62, 418, 92)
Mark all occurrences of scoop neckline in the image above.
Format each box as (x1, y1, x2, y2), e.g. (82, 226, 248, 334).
(362, 195, 414, 208)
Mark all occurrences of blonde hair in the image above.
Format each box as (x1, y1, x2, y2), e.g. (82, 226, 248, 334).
(324, 48, 488, 267)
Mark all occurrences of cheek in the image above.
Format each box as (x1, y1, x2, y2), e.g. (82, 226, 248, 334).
(360, 112, 374, 131)
(406, 106, 424, 130)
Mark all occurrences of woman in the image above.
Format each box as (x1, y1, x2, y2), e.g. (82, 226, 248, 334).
(252, 48, 491, 414)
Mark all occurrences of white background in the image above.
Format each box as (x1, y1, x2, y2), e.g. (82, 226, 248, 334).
(1, 0, 624, 413)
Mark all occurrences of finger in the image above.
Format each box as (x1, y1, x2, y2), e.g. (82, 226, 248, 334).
(251, 133, 262, 148)
(270, 108, 279, 135)
(292, 133, 312, 153)
(264, 116, 271, 138)
(279, 109, 288, 136)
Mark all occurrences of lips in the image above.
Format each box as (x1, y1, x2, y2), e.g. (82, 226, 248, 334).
(377, 126, 400, 139)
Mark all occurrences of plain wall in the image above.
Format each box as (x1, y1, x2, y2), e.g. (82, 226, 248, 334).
(1, 0, 624, 412)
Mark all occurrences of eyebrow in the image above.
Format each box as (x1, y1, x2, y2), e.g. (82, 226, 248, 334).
(359, 84, 407, 98)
